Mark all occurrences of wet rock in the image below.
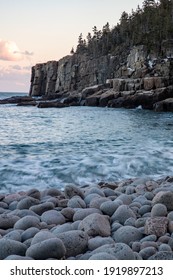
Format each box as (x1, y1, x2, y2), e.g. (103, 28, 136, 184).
(26, 238, 66, 259)
(154, 98, 173, 112)
(27, 189, 41, 200)
(0, 96, 34, 105)
(64, 184, 84, 199)
(37, 101, 68, 108)
(145, 217, 168, 237)
(78, 213, 111, 237)
(44, 188, 62, 197)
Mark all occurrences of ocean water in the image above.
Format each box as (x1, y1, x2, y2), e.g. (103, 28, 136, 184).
(0, 92, 173, 194)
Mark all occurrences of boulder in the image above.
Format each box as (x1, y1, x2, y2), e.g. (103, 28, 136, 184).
(37, 101, 68, 108)
(29, 202, 55, 215)
(78, 213, 111, 237)
(64, 184, 84, 199)
(0, 239, 27, 260)
(26, 238, 66, 260)
(112, 226, 143, 245)
(81, 85, 104, 99)
(152, 191, 173, 211)
(99, 90, 117, 107)
(85, 94, 100, 106)
(0, 96, 34, 105)
(57, 230, 88, 257)
(14, 215, 40, 230)
(154, 98, 173, 112)
(17, 196, 40, 210)
(145, 217, 168, 237)
(73, 208, 101, 221)
(111, 205, 136, 225)
(41, 210, 66, 225)
(0, 214, 20, 229)
(91, 243, 135, 260)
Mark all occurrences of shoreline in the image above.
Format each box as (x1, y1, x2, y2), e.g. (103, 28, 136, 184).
(0, 176, 173, 260)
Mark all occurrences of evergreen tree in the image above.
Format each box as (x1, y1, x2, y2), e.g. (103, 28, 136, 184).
(75, 0, 173, 57)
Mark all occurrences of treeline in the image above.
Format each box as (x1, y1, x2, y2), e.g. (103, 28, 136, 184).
(74, 0, 173, 57)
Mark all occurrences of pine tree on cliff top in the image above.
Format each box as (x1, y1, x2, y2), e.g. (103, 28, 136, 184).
(75, 0, 173, 57)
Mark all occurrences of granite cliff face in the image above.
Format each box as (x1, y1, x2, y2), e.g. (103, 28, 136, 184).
(29, 53, 120, 96)
(27, 44, 173, 112)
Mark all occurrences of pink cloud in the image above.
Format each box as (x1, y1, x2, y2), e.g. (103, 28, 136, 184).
(0, 39, 33, 61)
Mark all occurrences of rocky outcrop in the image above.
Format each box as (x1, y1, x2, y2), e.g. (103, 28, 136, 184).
(1, 45, 173, 111)
(29, 53, 119, 97)
(27, 44, 173, 112)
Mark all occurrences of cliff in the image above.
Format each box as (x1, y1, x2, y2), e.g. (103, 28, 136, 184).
(27, 43, 173, 112)
(29, 52, 126, 96)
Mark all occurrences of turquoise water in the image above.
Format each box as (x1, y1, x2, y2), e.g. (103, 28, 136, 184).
(0, 92, 173, 193)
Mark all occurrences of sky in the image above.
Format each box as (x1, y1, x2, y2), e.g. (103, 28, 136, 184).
(0, 0, 144, 93)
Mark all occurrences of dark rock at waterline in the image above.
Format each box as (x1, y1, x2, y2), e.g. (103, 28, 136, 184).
(37, 101, 69, 108)
(0, 96, 34, 104)
(17, 101, 37, 106)
(154, 98, 173, 112)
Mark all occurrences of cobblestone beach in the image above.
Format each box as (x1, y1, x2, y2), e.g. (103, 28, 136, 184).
(0, 176, 173, 260)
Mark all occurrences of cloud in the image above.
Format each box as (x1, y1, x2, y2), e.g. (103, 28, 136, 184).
(10, 65, 22, 70)
(0, 39, 33, 61)
(14, 50, 34, 56)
